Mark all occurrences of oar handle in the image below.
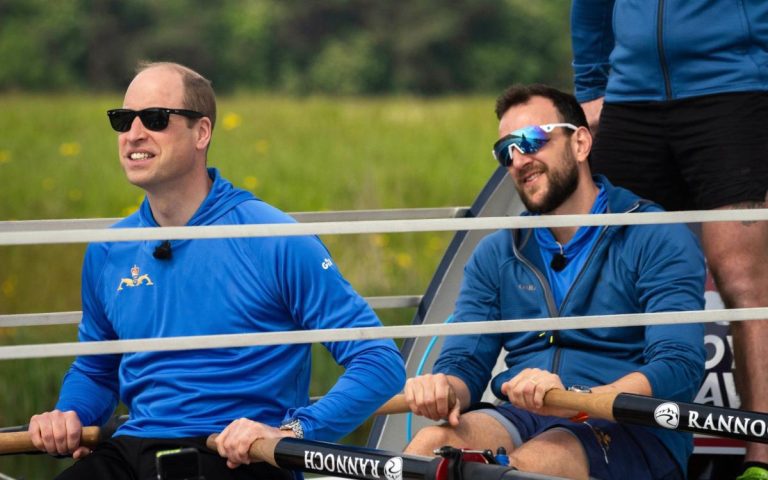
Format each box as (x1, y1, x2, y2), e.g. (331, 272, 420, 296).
(205, 433, 281, 467)
(543, 389, 618, 421)
(0, 390, 614, 456)
(374, 394, 410, 415)
(374, 389, 617, 421)
(0, 426, 101, 455)
(373, 389, 458, 416)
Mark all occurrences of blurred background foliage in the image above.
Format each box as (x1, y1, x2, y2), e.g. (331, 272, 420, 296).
(0, 0, 572, 94)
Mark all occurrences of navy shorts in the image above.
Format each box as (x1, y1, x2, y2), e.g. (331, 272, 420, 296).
(477, 404, 683, 480)
(590, 91, 768, 211)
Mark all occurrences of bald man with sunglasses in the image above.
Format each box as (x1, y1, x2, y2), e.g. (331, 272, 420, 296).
(27, 62, 405, 479)
(403, 84, 706, 480)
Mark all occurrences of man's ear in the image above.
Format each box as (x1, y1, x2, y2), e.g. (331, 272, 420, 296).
(195, 117, 213, 151)
(572, 126, 592, 163)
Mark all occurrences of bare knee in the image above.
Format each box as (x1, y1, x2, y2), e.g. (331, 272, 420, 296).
(510, 429, 589, 480)
(404, 425, 459, 456)
(405, 411, 514, 456)
(712, 264, 764, 308)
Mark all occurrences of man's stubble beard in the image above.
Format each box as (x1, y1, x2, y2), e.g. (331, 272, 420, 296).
(516, 149, 579, 214)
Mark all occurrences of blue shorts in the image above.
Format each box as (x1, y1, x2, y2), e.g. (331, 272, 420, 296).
(475, 404, 683, 480)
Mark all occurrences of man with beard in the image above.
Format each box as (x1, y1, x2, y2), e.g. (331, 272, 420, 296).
(402, 84, 706, 480)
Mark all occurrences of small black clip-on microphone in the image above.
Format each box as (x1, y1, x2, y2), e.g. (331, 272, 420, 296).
(550, 241, 567, 272)
(550, 253, 567, 272)
(153, 240, 172, 260)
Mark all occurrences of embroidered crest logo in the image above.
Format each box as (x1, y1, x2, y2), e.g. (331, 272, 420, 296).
(117, 264, 154, 291)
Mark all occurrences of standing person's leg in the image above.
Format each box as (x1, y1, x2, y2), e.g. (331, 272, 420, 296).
(673, 91, 768, 477)
(702, 205, 768, 468)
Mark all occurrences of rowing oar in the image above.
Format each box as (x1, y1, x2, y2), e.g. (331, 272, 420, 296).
(0, 426, 101, 455)
(200, 388, 768, 468)
(551, 389, 768, 444)
(5, 389, 767, 456)
(201, 436, 562, 480)
(377, 390, 768, 445)
(0, 398, 411, 455)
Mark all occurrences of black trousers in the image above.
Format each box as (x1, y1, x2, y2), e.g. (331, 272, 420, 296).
(55, 436, 294, 480)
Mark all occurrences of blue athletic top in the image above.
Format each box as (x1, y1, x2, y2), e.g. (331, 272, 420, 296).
(434, 176, 706, 475)
(534, 185, 607, 308)
(572, 0, 768, 102)
(56, 168, 405, 441)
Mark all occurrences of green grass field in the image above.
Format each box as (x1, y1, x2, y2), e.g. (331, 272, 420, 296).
(0, 93, 500, 476)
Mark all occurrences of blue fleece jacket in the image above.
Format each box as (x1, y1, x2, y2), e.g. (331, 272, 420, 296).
(434, 176, 706, 474)
(572, 0, 768, 102)
(56, 168, 405, 442)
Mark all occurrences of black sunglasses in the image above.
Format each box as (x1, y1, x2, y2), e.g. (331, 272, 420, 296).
(107, 108, 204, 133)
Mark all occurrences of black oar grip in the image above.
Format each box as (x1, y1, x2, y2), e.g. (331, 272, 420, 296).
(612, 393, 666, 425)
(613, 393, 768, 444)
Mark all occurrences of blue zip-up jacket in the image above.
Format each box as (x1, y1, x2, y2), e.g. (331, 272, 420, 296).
(572, 0, 768, 102)
(56, 168, 405, 442)
(434, 177, 706, 474)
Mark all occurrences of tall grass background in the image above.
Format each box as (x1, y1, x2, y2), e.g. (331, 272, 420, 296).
(0, 93, 499, 477)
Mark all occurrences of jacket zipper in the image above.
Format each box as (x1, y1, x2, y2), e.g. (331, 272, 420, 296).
(512, 232, 560, 371)
(548, 225, 608, 374)
(657, 0, 672, 99)
(556, 227, 609, 316)
(514, 201, 643, 375)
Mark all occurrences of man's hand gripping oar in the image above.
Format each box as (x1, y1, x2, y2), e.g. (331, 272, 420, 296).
(5, 389, 767, 458)
(382, 389, 768, 445)
(0, 399, 423, 457)
(0, 426, 101, 455)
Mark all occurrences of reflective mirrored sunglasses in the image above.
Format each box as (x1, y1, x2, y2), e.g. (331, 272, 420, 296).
(492, 123, 578, 167)
(107, 108, 204, 133)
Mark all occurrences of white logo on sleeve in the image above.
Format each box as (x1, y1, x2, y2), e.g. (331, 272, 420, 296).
(654, 402, 680, 429)
(321, 258, 333, 270)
